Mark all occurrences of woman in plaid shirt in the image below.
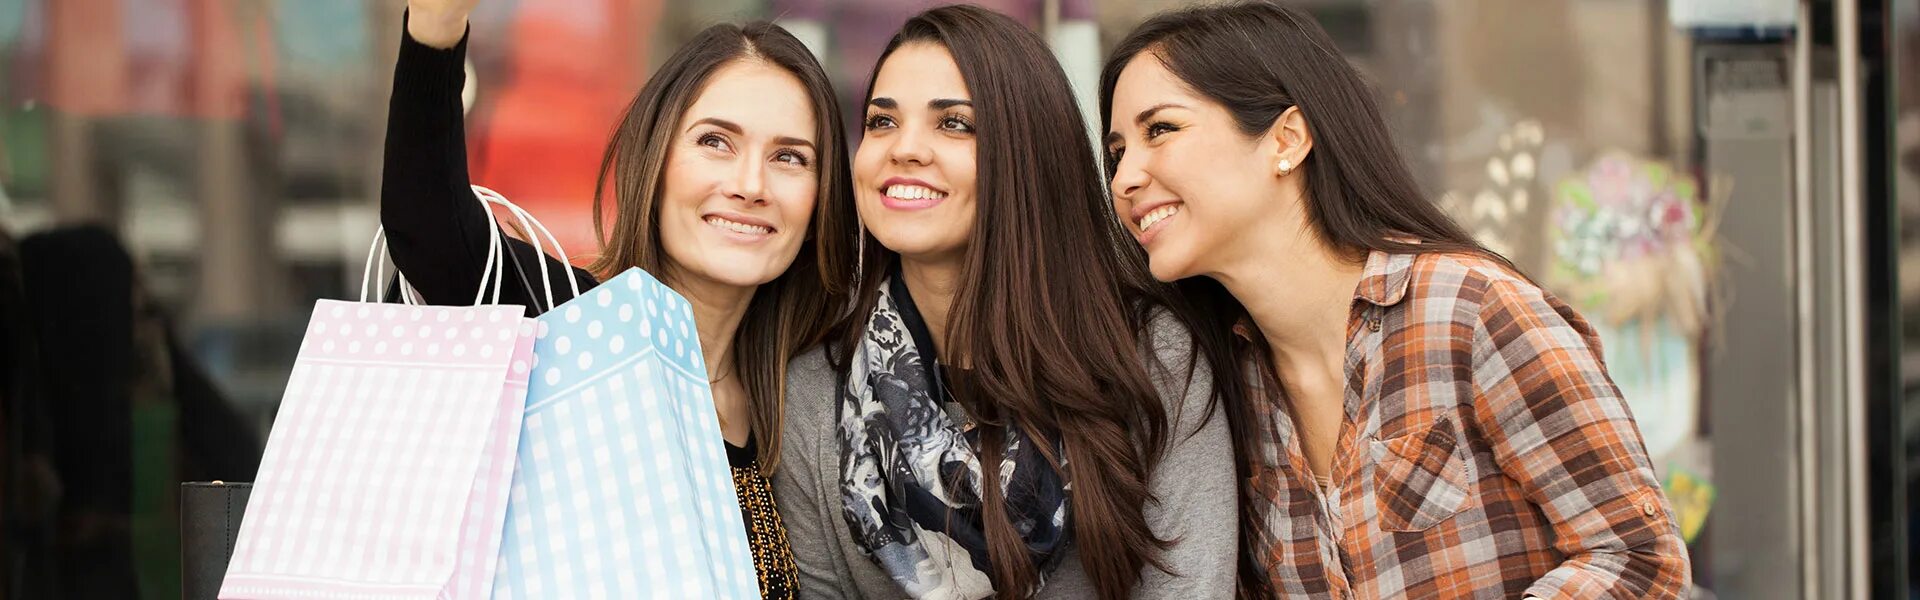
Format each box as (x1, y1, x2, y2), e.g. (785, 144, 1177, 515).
(1097, 2, 1693, 598)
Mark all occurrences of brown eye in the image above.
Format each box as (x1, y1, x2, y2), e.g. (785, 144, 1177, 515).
(939, 115, 975, 133)
(774, 149, 811, 167)
(863, 114, 897, 130)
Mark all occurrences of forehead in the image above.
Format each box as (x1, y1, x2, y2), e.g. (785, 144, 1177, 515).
(1109, 53, 1203, 121)
(685, 59, 817, 140)
(871, 42, 969, 103)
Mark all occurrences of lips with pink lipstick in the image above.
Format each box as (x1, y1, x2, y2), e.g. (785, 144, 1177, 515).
(879, 176, 949, 211)
(1129, 199, 1184, 246)
(702, 210, 777, 243)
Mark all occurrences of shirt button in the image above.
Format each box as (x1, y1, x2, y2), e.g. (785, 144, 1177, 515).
(1641, 501, 1659, 516)
(1367, 318, 1382, 331)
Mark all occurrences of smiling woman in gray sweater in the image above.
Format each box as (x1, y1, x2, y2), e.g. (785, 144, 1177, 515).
(775, 313, 1238, 599)
(766, 6, 1240, 600)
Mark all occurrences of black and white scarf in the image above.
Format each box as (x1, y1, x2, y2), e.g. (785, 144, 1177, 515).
(838, 275, 1071, 599)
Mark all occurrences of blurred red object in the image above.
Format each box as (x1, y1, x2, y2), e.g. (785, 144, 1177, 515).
(468, 0, 662, 267)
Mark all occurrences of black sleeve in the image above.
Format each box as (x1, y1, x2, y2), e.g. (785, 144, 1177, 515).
(379, 10, 596, 316)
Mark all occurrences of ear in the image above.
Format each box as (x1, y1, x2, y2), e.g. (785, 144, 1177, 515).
(1267, 106, 1314, 177)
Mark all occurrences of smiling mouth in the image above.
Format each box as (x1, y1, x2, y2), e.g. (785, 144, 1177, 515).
(1137, 203, 1182, 231)
(883, 183, 948, 201)
(704, 215, 773, 236)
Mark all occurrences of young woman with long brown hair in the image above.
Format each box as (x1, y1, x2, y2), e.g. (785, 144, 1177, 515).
(773, 5, 1237, 599)
(1100, 2, 1692, 598)
(383, 1, 859, 597)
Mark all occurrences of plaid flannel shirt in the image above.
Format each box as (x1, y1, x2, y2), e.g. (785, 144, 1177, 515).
(1250, 251, 1691, 599)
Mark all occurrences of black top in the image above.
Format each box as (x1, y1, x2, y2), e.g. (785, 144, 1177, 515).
(379, 18, 590, 315)
(380, 14, 794, 598)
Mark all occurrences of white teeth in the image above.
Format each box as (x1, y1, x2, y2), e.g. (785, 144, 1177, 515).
(705, 216, 771, 235)
(885, 184, 947, 200)
(1138, 204, 1182, 231)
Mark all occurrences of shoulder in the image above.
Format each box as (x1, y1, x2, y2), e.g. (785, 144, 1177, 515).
(1398, 252, 1557, 319)
(1138, 307, 1197, 368)
(786, 343, 837, 386)
(1407, 253, 1601, 367)
(781, 344, 839, 437)
(1135, 307, 1215, 428)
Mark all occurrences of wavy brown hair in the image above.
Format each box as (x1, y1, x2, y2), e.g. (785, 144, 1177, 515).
(589, 22, 857, 473)
(834, 6, 1200, 598)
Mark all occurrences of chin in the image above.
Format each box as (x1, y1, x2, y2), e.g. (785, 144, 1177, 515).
(870, 228, 965, 262)
(884, 213, 974, 256)
(700, 264, 782, 288)
(1148, 260, 1187, 282)
(887, 241, 968, 265)
(679, 247, 791, 289)
(1144, 247, 1202, 282)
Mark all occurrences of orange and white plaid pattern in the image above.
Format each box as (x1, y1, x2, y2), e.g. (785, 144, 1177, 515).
(1249, 251, 1691, 599)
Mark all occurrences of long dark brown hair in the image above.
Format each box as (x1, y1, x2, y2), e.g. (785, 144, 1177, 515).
(589, 22, 857, 473)
(1099, 2, 1510, 596)
(831, 5, 1190, 599)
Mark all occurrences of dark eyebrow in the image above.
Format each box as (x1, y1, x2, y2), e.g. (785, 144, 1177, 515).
(774, 136, 816, 151)
(690, 117, 815, 151)
(930, 98, 972, 110)
(1105, 103, 1186, 149)
(688, 117, 742, 134)
(868, 97, 897, 110)
(1134, 103, 1183, 126)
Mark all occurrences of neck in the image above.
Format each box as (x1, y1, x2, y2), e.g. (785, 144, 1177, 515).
(664, 268, 756, 385)
(1210, 229, 1365, 380)
(898, 253, 965, 361)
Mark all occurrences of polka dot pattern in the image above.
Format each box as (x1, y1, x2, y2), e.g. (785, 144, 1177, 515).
(299, 300, 532, 366)
(228, 299, 540, 597)
(521, 267, 710, 393)
(498, 267, 753, 598)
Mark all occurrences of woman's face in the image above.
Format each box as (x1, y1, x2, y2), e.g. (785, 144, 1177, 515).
(656, 59, 819, 290)
(1105, 53, 1301, 282)
(853, 42, 979, 267)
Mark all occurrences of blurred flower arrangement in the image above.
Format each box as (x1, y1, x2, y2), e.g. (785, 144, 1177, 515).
(1549, 151, 1723, 338)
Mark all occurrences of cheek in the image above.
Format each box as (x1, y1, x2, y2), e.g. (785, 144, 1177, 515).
(773, 178, 817, 236)
(1161, 139, 1265, 215)
(661, 152, 722, 208)
(939, 143, 978, 188)
(936, 142, 983, 212)
(1154, 141, 1218, 191)
(850, 145, 885, 211)
(852, 140, 885, 182)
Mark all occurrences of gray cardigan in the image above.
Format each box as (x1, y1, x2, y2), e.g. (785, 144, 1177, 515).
(773, 313, 1238, 599)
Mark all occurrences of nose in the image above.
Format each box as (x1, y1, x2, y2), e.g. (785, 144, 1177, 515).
(887, 125, 931, 167)
(1110, 150, 1149, 203)
(725, 158, 769, 206)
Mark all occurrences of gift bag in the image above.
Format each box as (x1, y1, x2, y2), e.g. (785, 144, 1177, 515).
(219, 188, 552, 599)
(488, 207, 756, 597)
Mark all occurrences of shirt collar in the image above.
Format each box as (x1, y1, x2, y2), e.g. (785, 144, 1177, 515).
(1352, 249, 1417, 307)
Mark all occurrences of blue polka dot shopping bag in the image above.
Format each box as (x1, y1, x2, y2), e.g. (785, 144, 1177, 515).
(489, 270, 758, 599)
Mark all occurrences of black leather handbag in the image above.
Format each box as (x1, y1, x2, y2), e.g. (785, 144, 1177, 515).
(180, 481, 251, 600)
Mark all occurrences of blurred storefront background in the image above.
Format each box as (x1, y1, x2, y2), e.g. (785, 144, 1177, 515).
(0, 0, 1916, 598)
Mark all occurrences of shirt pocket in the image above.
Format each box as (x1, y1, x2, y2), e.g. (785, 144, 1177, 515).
(1369, 415, 1475, 532)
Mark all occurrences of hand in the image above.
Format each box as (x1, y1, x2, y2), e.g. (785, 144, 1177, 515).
(407, 0, 476, 49)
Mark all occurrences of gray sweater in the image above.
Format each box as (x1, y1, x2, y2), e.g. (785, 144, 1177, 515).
(773, 314, 1238, 599)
